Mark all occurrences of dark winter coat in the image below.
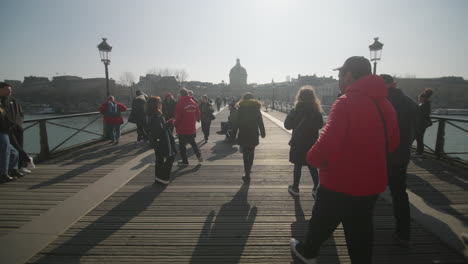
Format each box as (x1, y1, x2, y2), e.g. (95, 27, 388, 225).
(0, 96, 23, 131)
(232, 99, 265, 147)
(148, 112, 176, 157)
(387, 87, 419, 164)
(162, 97, 176, 120)
(0, 105, 9, 133)
(284, 102, 323, 165)
(199, 101, 215, 123)
(418, 101, 432, 130)
(129, 95, 147, 124)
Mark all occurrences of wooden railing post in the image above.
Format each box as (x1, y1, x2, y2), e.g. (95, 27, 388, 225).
(434, 119, 446, 159)
(38, 120, 50, 160)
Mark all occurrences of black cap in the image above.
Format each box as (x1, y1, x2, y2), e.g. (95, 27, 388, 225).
(380, 74, 394, 84)
(333, 56, 372, 79)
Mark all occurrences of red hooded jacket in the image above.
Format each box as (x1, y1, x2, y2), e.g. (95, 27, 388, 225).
(99, 100, 127, 125)
(307, 75, 400, 196)
(174, 96, 200, 135)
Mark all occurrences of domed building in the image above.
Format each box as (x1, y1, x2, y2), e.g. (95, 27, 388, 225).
(229, 58, 247, 88)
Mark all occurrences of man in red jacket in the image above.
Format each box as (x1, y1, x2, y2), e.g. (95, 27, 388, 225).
(99, 96, 127, 144)
(173, 88, 203, 165)
(290, 56, 400, 264)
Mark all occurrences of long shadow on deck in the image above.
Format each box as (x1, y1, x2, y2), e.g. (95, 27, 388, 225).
(31, 184, 166, 263)
(29, 143, 148, 190)
(190, 182, 257, 264)
(207, 140, 238, 161)
(408, 158, 468, 225)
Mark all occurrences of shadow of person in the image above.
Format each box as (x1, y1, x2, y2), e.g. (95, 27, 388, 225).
(190, 182, 257, 264)
(207, 140, 238, 161)
(290, 196, 340, 263)
(30, 184, 166, 263)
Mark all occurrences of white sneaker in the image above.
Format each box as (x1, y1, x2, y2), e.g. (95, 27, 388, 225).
(27, 156, 36, 169)
(290, 238, 317, 264)
(19, 168, 32, 174)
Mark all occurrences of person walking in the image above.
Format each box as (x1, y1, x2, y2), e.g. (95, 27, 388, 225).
(162, 93, 176, 121)
(290, 56, 400, 264)
(284, 86, 323, 197)
(215, 96, 222, 112)
(199, 95, 215, 143)
(232, 93, 265, 181)
(381, 74, 419, 248)
(99, 96, 127, 144)
(147, 96, 176, 185)
(129, 90, 148, 143)
(415, 88, 433, 156)
(174, 88, 203, 165)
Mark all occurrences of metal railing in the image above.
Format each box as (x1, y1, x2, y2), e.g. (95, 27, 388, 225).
(270, 101, 468, 163)
(23, 110, 135, 161)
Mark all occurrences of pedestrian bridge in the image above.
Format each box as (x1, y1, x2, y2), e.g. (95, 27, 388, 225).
(0, 108, 467, 263)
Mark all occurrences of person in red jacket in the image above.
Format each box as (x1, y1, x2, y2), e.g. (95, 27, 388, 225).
(99, 96, 127, 144)
(173, 88, 203, 165)
(290, 56, 400, 264)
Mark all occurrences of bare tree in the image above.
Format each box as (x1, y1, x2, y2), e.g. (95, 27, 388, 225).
(175, 69, 189, 82)
(118, 71, 136, 86)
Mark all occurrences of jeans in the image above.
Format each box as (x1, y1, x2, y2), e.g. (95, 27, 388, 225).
(302, 186, 378, 264)
(106, 124, 121, 141)
(178, 134, 201, 163)
(388, 162, 410, 240)
(242, 146, 255, 176)
(155, 151, 175, 182)
(416, 127, 427, 154)
(0, 133, 19, 175)
(293, 163, 318, 191)
(201, 121, 211, 140)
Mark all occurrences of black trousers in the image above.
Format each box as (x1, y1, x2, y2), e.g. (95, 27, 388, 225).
(242, 146, 255, 175)
(155, 151, 174, 182)
(178, 134, 201, 163)
(302, 186, 378, 264)
(388, 162, 410, 240)
(201, 121, 211, 140)
(136, 120, 148, 141)
(293, 164, 318, 191)
(415, 127, 427, 154)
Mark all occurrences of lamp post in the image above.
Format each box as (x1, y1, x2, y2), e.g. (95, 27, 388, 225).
(271, 79, 276, 110)
(97, 38, 112, 97)
(369, 37, 383, 74)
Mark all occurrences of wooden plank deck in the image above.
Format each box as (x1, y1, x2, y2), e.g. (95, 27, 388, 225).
(1, 107, 466, 263)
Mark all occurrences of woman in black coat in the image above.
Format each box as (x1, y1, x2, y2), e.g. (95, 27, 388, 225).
(233, 93, 265, 181)
(147, 96, 177, 185)
(415, 88, 433, 156)
(284, 86, 323, 196)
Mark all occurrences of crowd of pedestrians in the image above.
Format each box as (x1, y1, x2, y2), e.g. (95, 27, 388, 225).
(1, 54, 438, 263)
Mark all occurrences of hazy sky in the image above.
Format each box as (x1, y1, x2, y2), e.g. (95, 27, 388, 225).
(1, 0, 467, 84)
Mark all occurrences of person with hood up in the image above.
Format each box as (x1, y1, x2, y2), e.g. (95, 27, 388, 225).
(284, 86, 324, 197)
(129, 90, 148, 143)
(147, 96, 177, 185)
(290, 56, 399, 264)
(232, 93, 265, 181)
(99, 96, 127, 144)
(173, 88, 203, 165)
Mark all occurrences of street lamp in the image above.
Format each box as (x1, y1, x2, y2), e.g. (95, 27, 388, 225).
(97, 38, 112, 97)
(272, 79, 276, 110)
(369, 37, 383, 74)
